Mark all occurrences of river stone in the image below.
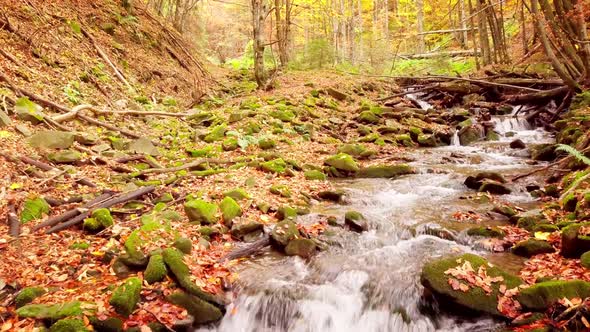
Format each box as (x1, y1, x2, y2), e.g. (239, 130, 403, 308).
(337, 144, 376, 159)
(511, 239, 555, 257)
(14, 97, 45, 124)
(516, 280, 590, 311)
(417, 134, 437, 147)
(184, 199, 218, 224)
(357, 111, 381, 124)
(458, 125, 484, 145)
(492, 204, 517, 218)
(47, 150, 81, 164)
(530, 144, 557, 161)
(478, 180, 511, 195)
(344, 211, 368, 232)
(29, 131, 75, 149)
(466, 226, 504, 238)
(317, 190, 345, 203)
(357, 164, 413, 178)
(324, 153, 359, 173)
(561, 222, 590, 258)
(304, 170, 326, 181)
(0, 110, 11, 127)
(230, 222, 263, 239)
(510, 139, 526, 149)
(285, 239, 317, 258)
(166, 292, 222, 325)
(260, 158, 287, 174)
(420, 253, 522, 318)
(270, 220, 300, 248)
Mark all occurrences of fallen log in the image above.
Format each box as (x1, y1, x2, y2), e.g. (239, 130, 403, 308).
(45, 186, 156, 234)
(219, 236, 270, 262)
(503, 86, 569, 104)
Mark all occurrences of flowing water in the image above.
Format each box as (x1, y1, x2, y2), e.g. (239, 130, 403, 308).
(199, 104, 554, 332)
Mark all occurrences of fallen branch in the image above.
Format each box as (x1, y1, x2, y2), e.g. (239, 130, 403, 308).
(81, 28, 132, 90)
(137, 158, 235, 175)
(220, 236, 270, 262)
(503, 86, 569, 104)
(45, 186, 156, 234)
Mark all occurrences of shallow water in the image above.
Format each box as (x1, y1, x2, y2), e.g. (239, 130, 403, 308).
(198, 108, 554, 332)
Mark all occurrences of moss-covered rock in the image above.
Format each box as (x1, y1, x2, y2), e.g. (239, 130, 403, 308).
(223, 188, 250, 200)
(49, 318, 89, 332)
(109, 277, 141, 316)
(231, 221, 264, 239)
(184, 199, 218, 224)
(324, 153, 359, 173)
(92, 208, 114, 228)
(357, 111, 381, 124)
(532, 224, 559, 233)
(47, 150, 82, 164)
(515, 216, 543, 231)
(15, 286, 47, 308)
(220, 196, 242, 227)
(530, 144, 557, 161)
(173, 237, 193, 254)
(304, 170, 326, 180)
(271, 220, 300, 248)
(16, 301, 88, 320)
(144, 254, 167, 284)
(276, 206, 297, 220)
(466, 227, 504, 238)
(492, 204, 517, 217)
(512, 239, 555, 257)
(479, 180, 511, 195)
(581, 251, 590, 269)
(562, 193, 578, 212)
(420, 253, 522, 317)
(344, 211, 368, 232)
(258, 138, 276, 150)
(269, 108, 296, 122)
(417, 134, 437, 147)
(285, 239, 317, 258)
(203, 124, 227, 143)
(166, 292, 222, 325)
(337, 144, 376, 159)
(222, 137, 238, 151)
(260, 158, 288, 174)
(357, 164, 413, 178)
(517, 280, 590, 311)
(162, 248, 220, 305)
(21, 196, 51, 223)
(561, 222, 590, 257)
(28, 130, 74, 148)
(89, 317, 123, 332)
(270, 184, 291, 198)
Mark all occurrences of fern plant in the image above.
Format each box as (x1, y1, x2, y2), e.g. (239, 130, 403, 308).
(555, 144, 590, 166)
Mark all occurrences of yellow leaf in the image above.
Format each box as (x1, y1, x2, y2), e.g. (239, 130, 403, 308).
(9, 183, 22, 190)
(534, 232, 551, 240)
(0, 131, 11, 138)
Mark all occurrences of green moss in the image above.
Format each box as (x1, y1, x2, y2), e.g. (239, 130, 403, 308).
(324, 153, 359, 173)
(89, 317, 123, 332)
(69, 241, 90, 250)
(16, 301, 89, 320)
(357, 164, 413, 178)
(420, 253, 522, 317)
(532, 224, 559, 232)
(357, 111, 380, 124)
(230, 222, 263, 238)
(260, 158, 287, 174)
(21, 196, 51, 223)
(517, 280, 590, 311)
(203, 124, 227, 143)
(276, 206, 297, 220)
(109, 277, 141, 316)
(162, 248, 218, 304)
(269, 108, 295, 122)
(270, 184, 291, 198)
(15, 287, 46, 308)
(285, 239, 316, 258)
(304, 170, 326, 180)
(222, 137, 238, 151)
(258, 138, 276, 150)
(466, 227, 505, 238)
(220, 197, 242, 227)
(93, 208, 114, 227)
(144, 254, 167, 284)
(173, 237, 193, 254)
(123, 231, 148, 265)
(337, 144, 376, 159)
(184, 199, 218, 224)
(49, 318, 89, 332)
(166, 292, 222, 324)
(562, 193, 578, 212)
(581, 251, 590, 269)
(512, 239, 555, 257)
(561, 222, 590, 257)
(516, 217, 540, 231)
(223, 188, 250, 200)
(270, 220, 300, 247)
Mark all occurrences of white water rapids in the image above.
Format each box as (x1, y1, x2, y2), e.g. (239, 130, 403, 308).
(197, 103, 554, 332)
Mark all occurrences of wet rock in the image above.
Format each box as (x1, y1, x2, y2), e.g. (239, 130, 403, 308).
(357, 164, 413, 179)
(485, 130, 499, 141)
(418, 223, 456, 240)
(517, 280, 590, 311)
(511, 239, 555, 257)
(492, 204, 517, 218)
(317, 190, 345, 203)
(466, 227, 504, 238)
(344, 211, 368, 232)
(479, 180, 511, 195)
(29, 130, 74, 149)
(561, 222, 590, 258)
(47, 150, 81, 164)
(420, 253, 522, 318)
(324, 153, 359, 173)
(417, 134, 437, 147)
(230, 222, 263, 239)
(166, 291, 222, 325)
(530, 144, 557, 161)
(285, 238, 317, 258)
(270, 220, 300, 248)
(510, 139, 526, 149)
(458, 124, 484, 145)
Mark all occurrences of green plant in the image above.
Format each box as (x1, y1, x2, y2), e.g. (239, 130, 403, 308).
(63, 81, 82, 104)
(556, 144, 590, 166)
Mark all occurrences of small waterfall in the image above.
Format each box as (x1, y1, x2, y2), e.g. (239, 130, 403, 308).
(451, 130, 461, 146)
(492, 117, 531, 134)
(406, 91, 433, 110)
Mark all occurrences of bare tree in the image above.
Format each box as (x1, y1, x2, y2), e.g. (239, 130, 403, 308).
(252, 0, 267, 86)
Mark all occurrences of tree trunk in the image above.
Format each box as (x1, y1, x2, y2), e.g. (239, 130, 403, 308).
(252, 0, 267, 87)
(416, 0, 425, 53)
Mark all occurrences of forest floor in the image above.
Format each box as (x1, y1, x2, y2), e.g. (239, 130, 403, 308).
(1, 1, 590, 332)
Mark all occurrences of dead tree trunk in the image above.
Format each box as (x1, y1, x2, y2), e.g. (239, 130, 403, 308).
(252, 0, 267, 87)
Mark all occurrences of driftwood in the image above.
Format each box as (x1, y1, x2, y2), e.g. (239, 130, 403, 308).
(8, 203, 19, 237)
(33, 192, 116, 231)
(219, 236, 270, 262)
(45, 186, 156, 233)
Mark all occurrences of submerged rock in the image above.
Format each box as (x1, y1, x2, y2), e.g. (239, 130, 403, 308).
(344, 210, 368, 232)
(420, 253, 522, 318)
(285, 238, 317, 258)
(510, 139, 526, 149)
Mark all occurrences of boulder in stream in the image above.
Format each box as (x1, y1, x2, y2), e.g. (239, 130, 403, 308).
(517, 280, 590, 311)
(478, 180, 511, 195)
(511, 239, 555, 257)
(270, 220, 300, 248)
(510, 139, 526, 149)
(356, 164, 414, 179)
(420, 253, 522, 318)
(344, 210, 368, 232)
(285, 238, 317, 258)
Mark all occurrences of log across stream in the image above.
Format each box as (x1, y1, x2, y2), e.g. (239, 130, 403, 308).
(197, 100, 554, 331)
